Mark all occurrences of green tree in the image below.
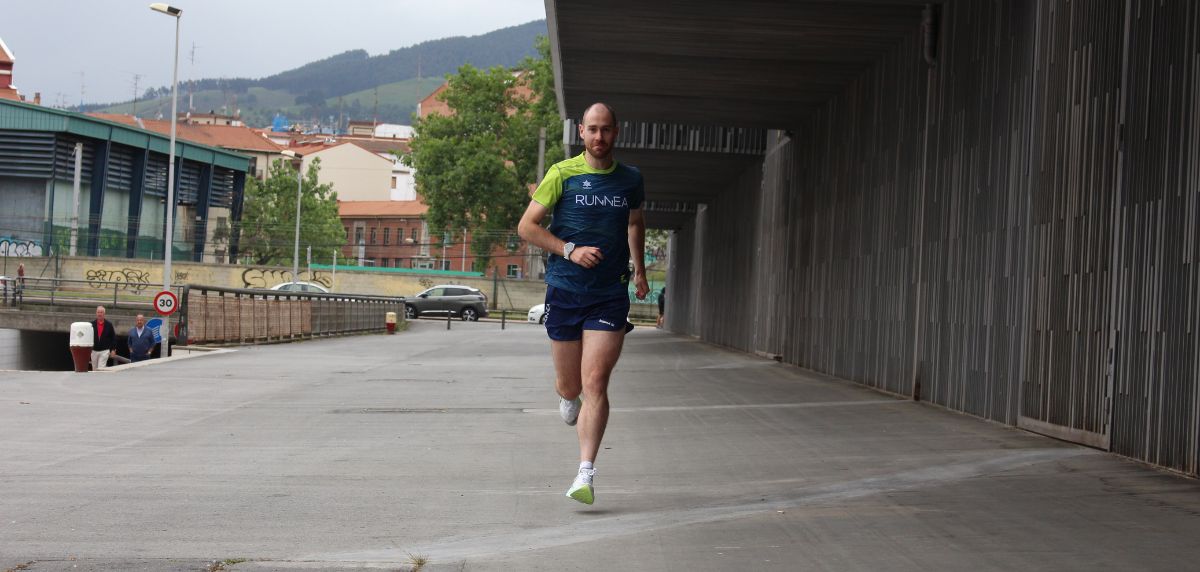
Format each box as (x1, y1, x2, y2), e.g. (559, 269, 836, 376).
(238, 158, 345, 266)
(403, 36, 563, 272)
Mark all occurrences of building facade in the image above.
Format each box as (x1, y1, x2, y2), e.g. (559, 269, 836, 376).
(0, 99, 251, 263)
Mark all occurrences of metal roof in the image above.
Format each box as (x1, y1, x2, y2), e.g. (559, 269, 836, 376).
(0, 98, 251, 172)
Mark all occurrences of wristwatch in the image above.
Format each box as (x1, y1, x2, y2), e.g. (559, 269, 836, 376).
(563, 242, 576, 262)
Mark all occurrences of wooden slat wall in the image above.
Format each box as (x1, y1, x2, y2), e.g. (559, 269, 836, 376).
(1111, 0, 1200, 474)
(668, 0, 1200, 475)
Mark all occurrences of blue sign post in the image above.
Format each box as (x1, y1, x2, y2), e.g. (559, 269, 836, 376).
(147, 318, 164, 343)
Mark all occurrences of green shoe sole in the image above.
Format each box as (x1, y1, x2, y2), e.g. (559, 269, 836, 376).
(566, 483, 594, 505)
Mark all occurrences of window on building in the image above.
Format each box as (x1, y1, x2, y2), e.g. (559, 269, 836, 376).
(369, 228, 377, 245)
(414, 260, 433, 270)
(507, 264, 520, 278)
(440, 259, 451, 271)
(411, 227, 419, 242)
(391, 177, 398, 189)
(383, 228, 390, 245)
(381, 258, 389, 267)
(354, 227, 364, 245)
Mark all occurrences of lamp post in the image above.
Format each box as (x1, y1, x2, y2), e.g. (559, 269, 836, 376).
(281, 149, 303, 284)
(151, 2, 182, 358)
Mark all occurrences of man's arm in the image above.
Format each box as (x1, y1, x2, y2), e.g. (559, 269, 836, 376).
(628, 208, 649, 299)
(517, 200, 603, 269)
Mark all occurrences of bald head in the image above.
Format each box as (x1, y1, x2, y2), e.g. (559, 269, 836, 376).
(578, 102, 619, 166)
(581, 102, 617, 126)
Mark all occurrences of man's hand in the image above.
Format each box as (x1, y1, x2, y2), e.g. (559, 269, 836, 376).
(569, 246, 604, 269)
(634, 270, 650, 300)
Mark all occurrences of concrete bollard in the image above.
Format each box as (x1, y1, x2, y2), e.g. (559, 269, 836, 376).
(69, 322, 93, 373)
(386, 311, 397, 334)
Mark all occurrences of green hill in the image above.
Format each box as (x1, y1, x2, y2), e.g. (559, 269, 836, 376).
(324, 77, 450, 122)
(94, 20, 545, 128)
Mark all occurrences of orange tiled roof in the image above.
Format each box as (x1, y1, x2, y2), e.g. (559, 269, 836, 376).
(338, 200, 428, 217)
(88, 113, 285, 153)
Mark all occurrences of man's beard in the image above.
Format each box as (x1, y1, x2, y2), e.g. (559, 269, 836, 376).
(587, 142, 611, 159)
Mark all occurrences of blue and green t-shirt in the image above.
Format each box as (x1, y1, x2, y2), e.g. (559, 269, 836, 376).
(532, 153, 644, 297)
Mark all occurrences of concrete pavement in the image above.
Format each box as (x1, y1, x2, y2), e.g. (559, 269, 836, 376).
(3, 320, 1200, 571)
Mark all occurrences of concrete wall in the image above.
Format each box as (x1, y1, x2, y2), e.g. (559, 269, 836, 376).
(27, 255, 548, 312)
(669, 0, 1200, 475)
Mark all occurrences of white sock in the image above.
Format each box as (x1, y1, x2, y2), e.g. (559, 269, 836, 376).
(579, 461, 593, 471)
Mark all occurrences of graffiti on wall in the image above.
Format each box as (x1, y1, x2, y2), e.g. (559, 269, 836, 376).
(86, 267, 153, 292)
(0, 237, 44, 257)
(241, 268, 332, 289)
(418, 277, 435, 289)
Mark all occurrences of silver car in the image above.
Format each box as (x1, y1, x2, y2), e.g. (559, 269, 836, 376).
(269, 281, 330, 293)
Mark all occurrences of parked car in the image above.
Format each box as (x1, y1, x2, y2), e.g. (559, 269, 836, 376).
(528, 303, 547, 324)
(406, 285, 488, 321)
(269, 281, 330, 293)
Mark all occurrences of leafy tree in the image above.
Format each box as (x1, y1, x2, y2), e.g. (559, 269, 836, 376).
(238, 158, 345, 266)
(403, 36, 563, 271)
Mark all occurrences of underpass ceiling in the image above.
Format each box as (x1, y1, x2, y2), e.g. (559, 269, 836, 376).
(550, 0, 932, 217)
(551, 0, 931, 128)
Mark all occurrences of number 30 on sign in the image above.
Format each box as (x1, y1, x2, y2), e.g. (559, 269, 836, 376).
(154, 290, 179, 316)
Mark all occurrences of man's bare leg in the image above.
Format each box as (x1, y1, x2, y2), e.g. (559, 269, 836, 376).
(577, 329, 625, 463)
(551, 339, 583, 401)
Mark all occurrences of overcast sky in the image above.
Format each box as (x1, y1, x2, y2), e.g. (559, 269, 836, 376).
(2, 0, 546, 107)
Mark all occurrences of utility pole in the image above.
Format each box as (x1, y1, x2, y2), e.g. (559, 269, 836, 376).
(531, 126, 547, 279)
(372, 86, 379, 131)
(70, 143, 83, 257)
(462, 228, 468, 272)
(131, 73, 143, 117)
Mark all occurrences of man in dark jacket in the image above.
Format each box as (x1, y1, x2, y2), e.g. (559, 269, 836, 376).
(90, 305, 116, 370)
(127, 314, 156, 362)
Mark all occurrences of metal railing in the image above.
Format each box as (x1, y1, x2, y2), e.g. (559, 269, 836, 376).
(178, 284, 405, 345)
(1, 275, 171, 309)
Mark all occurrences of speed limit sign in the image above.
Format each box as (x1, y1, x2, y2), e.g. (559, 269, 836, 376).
(153, 290, 179, 316)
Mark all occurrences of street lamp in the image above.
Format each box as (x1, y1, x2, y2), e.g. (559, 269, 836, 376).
(151, 2, 182, 358)
(280, 149, 303, 284)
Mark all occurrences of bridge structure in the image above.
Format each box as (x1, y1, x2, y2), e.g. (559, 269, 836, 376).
(545, 0, 1200, 477)
(0, 276, 403, 346)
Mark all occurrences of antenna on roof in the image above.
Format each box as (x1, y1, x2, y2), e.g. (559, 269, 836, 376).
(188, 43, 199, 113)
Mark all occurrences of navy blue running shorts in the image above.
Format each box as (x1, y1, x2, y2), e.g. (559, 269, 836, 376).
(543, 285, 634, 341)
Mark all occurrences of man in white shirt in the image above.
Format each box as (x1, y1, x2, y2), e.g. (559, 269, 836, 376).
(128, 314, 156, 362)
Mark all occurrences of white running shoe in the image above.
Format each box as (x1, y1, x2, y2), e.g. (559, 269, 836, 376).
(566, 468, 595, 504)
(559, 395, 581, 426)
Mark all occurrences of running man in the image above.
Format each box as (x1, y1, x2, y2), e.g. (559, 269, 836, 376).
(518, 102, 650, 505)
